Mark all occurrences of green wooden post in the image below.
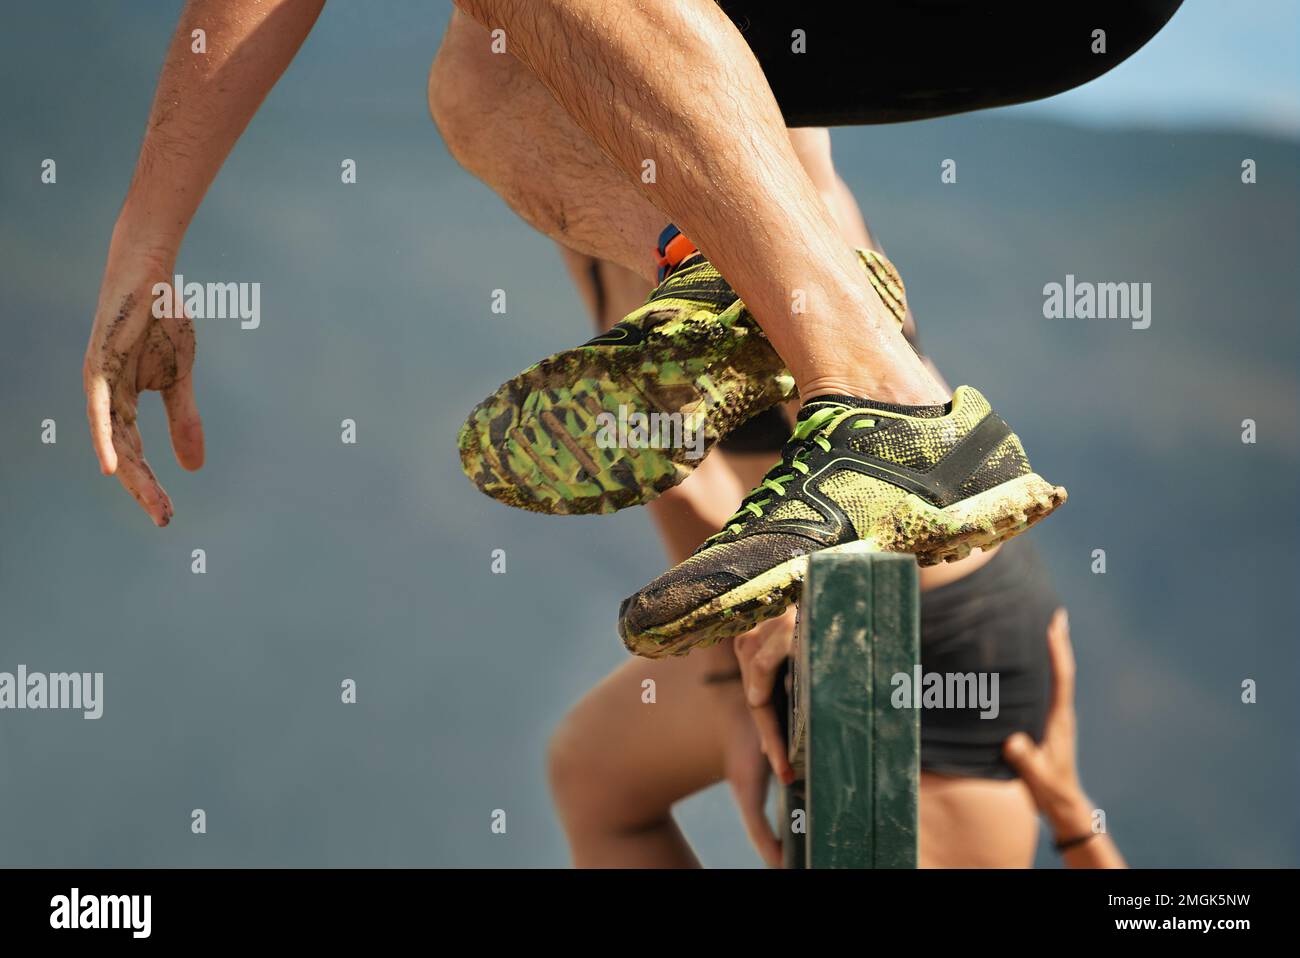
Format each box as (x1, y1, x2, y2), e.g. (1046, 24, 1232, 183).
(782, 549, 919, 868)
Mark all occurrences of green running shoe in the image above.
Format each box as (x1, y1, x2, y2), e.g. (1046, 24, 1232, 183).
(618, 386, 1067, 657)
(458, 225, 908, 515)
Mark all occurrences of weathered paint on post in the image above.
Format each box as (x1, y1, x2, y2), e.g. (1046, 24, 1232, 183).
(782, 550, 919, 869)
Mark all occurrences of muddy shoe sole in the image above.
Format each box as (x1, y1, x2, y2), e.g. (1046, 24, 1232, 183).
(458, 302, 795, 515)
(458, 249, 908, 516)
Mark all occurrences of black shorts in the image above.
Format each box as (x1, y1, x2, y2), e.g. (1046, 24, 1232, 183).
(918, 535, 1057, 779)
(718, 0, 1184, 127)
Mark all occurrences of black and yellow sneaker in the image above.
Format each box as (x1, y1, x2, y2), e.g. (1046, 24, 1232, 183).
(457, 225, 908, 515)
(618, 386, 1067, 657)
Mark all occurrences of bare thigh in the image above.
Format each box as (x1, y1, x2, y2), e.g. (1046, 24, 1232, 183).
(548, 632, 742, 835)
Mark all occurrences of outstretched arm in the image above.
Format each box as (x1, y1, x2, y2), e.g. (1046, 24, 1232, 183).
(85, 0, 324, 524)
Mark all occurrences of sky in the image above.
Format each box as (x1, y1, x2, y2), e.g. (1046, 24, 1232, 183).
(1008, 0, 1299, 136)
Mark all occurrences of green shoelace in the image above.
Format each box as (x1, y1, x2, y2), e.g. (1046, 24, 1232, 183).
(704, 405, 873, 543)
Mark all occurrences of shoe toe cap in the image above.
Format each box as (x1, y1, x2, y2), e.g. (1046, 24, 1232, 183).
(619, 570, 748, 639)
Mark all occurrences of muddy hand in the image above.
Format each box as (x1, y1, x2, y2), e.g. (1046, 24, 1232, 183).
(84, 256, 203, 526)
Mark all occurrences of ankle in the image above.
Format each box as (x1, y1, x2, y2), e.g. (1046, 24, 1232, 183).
(800, 373, 948, 407)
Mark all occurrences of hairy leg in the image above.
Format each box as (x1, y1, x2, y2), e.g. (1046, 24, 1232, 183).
(438, 1, 943, 403)
(430, 11, 663, 277)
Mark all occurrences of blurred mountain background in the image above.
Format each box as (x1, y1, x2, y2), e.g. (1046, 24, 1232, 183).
(1, 1, 1296, 866)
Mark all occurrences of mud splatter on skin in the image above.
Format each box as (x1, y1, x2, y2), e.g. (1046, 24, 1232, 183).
(140, 318, 189, 391)
(97, 292, 135, 384)
(98, 289, 196, 395)
(108, 292, 135, 334)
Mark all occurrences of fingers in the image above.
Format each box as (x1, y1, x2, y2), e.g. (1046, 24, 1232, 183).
(750, 701, 793, 785)
(1046, 607, 1076, 715)
(1002, 731, 1037, 770)
(735, 615, 794, 709)
(1043, 607, 1078, 749)
(85, 286, 147, 473)
(1002, 731, 1045, 790)
(85, 374, 118, 475)
(734, 615, 797, 784)
(748, 633, 791, 702)
(162, 375, 205, 471)
(728, 762, 781, 868)
(111, 417, 174, 527)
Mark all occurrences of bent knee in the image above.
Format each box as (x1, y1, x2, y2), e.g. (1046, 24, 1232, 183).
(546, 712, 615, 817)
(551, 707, 600, 795)
(427, 45, 480, 164)
(427, 13, 516, 164)
(546, 704, 671, 834)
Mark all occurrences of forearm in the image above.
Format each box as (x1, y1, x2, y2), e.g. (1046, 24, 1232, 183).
(1049, 794, 1128, 869)
(115, 0, 325, 255)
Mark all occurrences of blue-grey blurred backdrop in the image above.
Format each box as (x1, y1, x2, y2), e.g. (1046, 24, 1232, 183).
(1, 1, 1296, 867)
